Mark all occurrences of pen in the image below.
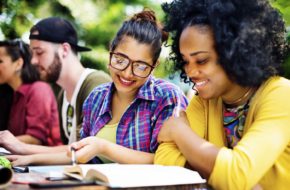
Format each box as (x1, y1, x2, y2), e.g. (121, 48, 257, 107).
(71, 147, 77, 166)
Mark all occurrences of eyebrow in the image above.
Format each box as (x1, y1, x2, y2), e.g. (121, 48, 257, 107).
(181, 51, 209, 57)
(31, 47, 43, 51)
(190, 51, 209, 56)
(115, 52, 151, 65)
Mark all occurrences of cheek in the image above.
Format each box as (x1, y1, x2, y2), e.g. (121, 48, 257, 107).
(135, 77, 147, 87)
(212, 70, 231, 90)
(0, 65, 13, 79)
(40, 55, 53, 68)
(108, 66, 118, 77)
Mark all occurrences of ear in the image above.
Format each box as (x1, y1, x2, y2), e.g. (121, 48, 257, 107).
(15, 58, 24, 72)
(61, 42, 71, 58)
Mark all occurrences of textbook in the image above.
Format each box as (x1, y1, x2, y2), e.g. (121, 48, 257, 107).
(63, 164, 206, 188)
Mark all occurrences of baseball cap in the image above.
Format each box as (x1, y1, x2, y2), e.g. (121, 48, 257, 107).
(29, 17, 91, 52)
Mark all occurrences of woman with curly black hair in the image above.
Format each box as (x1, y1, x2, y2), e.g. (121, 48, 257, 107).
(155, 0, 290, 189)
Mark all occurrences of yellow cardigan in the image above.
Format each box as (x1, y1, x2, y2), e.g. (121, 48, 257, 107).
(154, 76, 290, 190)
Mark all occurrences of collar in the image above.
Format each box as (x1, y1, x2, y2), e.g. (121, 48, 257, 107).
(98, 76, 156, 116)
(15, 83, 31, 96)
(136, 76, 155, 101)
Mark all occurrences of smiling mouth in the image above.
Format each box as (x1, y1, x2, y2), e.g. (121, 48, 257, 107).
(194, 80, 208, 88)
(118, 76, 135, 86)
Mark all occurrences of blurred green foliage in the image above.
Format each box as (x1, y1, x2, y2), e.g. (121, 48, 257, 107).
(271, 0, 290, 78)
(1, 0, 290, 79)
(0, 0, 166, 77)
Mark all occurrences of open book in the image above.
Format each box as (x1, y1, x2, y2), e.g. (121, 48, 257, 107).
(64, 164, 206, 188)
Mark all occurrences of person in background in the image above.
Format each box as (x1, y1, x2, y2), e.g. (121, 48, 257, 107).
(7, 9, 188, 166)
(154, 0, 290, 189)
(0, 39, 62, 146)
(0, 17, 111, 154)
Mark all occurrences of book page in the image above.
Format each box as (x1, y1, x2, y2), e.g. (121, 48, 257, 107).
(64, 164, 205, 188)
(0, 147, 11, 155)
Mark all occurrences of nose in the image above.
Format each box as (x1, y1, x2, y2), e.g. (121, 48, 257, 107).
(31, 54, 38, 65)
(184, 62, 200, 78)
(122, 63, 134, 78)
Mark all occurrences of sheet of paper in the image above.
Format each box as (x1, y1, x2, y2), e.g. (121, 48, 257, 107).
(29, 165, 70, 178)
(0, 147, 11, 155)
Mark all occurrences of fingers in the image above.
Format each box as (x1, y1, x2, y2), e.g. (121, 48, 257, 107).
(71, 139, 88, 150)
(75, 137, 100, 163)
(67, 138, 90, 159)
(5, 155, 19, 162)
(5, 155, 22, 166)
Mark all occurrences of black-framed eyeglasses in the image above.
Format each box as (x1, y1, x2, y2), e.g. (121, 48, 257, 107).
(109, 52, 155, 78)
(66, 104, 74, 134)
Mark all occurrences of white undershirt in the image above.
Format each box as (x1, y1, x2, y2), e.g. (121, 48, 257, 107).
(62, 68, 94, 144)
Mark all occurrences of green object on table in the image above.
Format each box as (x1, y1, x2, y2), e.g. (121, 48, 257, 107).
(0, 156, 12, 169)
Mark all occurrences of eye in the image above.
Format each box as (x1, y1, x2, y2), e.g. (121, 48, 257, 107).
(135, 63, 149, 71)
(35, 51, 43, 56)
(196, 58, 209, 65)
(113, 55, 127, 65)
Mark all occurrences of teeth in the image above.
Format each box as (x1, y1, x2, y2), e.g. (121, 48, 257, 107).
(119, 77, 134, 85)
(195, 80, 207, 86)
(120, 77, 131, 83)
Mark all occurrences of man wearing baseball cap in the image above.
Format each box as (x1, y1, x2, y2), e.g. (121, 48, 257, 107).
(0, 17, 111, 155)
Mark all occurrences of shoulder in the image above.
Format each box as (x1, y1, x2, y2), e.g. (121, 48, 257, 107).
(21, 82, 55, 103)
(151, 77, 184, 97)
(140, 77, 188, 107)
(29, 81, 51, 89)
(251, 76, 290, 116)
(77, 69, 111, 102)
(26, 81, 53, 95)
(267, 76, 290, 88)
(256, 76, 290, 98)
(84, 69, 111, 85)
(86, 82, 112, 102)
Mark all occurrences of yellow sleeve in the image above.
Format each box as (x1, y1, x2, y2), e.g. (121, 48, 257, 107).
(154, 142, 186, 166)
(209, 80, 290, 189)
(154, 96, 206, 166)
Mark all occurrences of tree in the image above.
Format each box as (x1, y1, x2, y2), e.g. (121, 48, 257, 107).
(1, 0, 289, 78)
(0, 0, 166, 75)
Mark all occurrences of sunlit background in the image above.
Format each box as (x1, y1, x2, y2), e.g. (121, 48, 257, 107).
(0, 0, 289, 92)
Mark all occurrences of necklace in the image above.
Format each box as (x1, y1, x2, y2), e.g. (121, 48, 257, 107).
(224, 87, 255, 106)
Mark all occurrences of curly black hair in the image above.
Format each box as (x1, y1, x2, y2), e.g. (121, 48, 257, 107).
(162, 0, 289, 86)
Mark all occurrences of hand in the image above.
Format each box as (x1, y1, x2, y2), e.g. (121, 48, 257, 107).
(67, 137, 106, 164)
(0, 130, 26, 154)
(158, 111, 190, 143)
(5, 155, 33, 166)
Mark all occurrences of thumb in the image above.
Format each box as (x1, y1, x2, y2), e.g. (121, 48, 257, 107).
(5, 155, 19, 162)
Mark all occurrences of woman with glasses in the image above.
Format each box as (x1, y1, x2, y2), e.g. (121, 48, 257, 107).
(154, 0, 290, 189)
(0, 40, 62, 146)
(6, 10, 187, 166)
(68, 9, 188, 164)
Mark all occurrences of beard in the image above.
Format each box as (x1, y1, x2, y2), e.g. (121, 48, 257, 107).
(45, 53, 62, 83)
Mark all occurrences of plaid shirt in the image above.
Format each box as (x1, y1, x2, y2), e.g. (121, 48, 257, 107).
(81, 76, 188, 155)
